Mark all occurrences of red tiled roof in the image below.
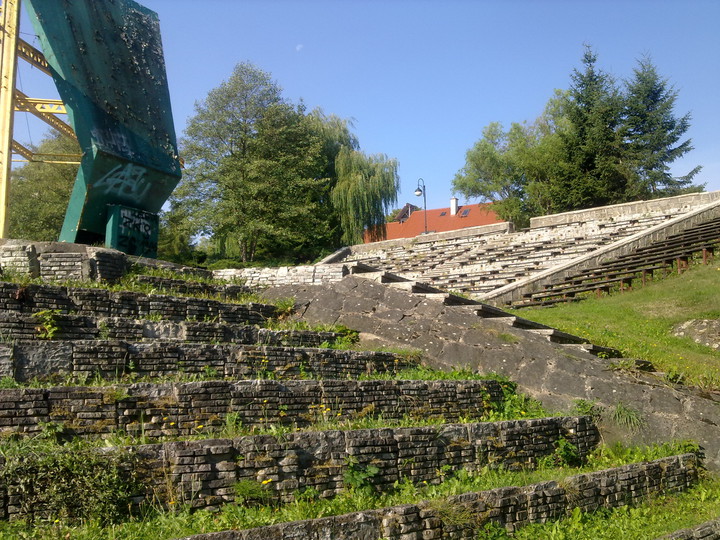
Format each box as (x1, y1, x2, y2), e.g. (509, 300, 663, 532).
(365, 202, 504, 242)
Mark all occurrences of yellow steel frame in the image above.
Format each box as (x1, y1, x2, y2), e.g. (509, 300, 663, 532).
(0, 0, 20, 238)
(0, 0, 80, 238)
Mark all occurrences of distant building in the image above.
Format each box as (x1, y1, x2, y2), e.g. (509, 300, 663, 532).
(365, 197, 504, 243)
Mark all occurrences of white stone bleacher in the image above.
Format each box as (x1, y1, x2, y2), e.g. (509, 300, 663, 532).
(334, 192, 720, 297)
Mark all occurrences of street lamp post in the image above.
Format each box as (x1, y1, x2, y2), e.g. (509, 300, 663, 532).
(414, 178, 427, 234)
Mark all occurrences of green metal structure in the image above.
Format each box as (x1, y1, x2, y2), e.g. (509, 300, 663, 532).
(24, 0, 181, 256)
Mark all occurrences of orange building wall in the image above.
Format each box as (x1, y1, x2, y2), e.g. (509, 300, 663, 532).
(365, 202, 504, 243)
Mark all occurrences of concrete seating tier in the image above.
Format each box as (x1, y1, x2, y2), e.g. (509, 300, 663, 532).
(514, 215, 720, 307)
(334, 193, 720, 299)
(0, 416, 600, 519)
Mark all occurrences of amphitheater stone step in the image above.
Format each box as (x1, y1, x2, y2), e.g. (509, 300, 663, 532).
(0, 416, 600, 520)
(0, 340, 416, 383)
(173, 453, 700, 540)
(0, 378, 506, 440)
(0, 311, 345, 347)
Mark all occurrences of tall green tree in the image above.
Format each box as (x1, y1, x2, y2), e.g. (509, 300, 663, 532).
(554, 46, 628, 211)
(452, 94, 569, 226)
(452, 122, 529, 225)
(9, 132, 79, 241)
(454, 47, 703, 225)
(172, 62, 400, 263)
(621, 57, 702, 198)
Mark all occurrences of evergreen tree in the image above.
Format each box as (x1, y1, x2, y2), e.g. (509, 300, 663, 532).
(554, 46, 628, 211)
(621, 57, 702, 198)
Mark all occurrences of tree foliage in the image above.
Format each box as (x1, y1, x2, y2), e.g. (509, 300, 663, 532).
(453, 47, 702, 225)
(622, 57, 701, 197)
(332, 147, 398, 245)
(168, 62, 399, 264)
(9, 132, 79, 241)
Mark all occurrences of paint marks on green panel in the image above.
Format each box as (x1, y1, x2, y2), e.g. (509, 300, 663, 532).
(106, 205, 159, 258)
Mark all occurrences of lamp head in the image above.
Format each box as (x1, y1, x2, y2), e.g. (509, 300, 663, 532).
(414, 188, 423, 197)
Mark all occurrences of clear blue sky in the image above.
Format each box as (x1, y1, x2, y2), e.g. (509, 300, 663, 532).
(15, 0, 720, 212)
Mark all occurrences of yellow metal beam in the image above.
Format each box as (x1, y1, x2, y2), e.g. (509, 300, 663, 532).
(10, 139, 32, 160)
(0, 0, 21, 239)
(16, 37, 51, 75)
(14, 89, 76, 140)
(11, 140, 81, 164)
(14, 96, 66, 114)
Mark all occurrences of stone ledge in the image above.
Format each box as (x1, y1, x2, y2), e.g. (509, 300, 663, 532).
(174, 453, 700, 539)
(0, 379, 505, 439)
(0, 416, 600, 520)
(0, 340, 415, 383)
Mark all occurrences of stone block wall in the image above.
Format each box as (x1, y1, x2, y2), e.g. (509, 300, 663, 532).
(0, 379, 505, 439)
(0, 282, 276, 324)
(0, 241, 129, 282)
(0, 311, 342, 348)
(661, 519, 720, 539)
(172, 453, 699, 539)
(0, 340, 416, 383)
(213, 264, 351, 289)
(0, 416, 600, 520)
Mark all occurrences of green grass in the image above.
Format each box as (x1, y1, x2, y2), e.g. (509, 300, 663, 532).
(511, 262, 720, 389)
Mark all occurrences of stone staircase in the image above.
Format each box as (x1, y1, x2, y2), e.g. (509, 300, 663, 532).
(346, 262, 619, 358)
(0, 263, 710, 538)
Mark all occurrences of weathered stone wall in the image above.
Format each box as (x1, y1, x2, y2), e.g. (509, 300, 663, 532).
(0, 241, 129, 282)
(0, 311, 344, 347)
(0, 240, 217, 283)
(263, 276, 720, 470)
(0, 340, 415, 383)
(0, 282, 276, 323)
(0, 379, 505, 439)
(213, 264, 351, 289)
(0, 416, 600, 520)
(174, 453, 699, 539)
(661, 519, 720, 539)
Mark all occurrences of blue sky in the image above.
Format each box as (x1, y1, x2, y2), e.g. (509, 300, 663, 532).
(15, 0, 720, 212)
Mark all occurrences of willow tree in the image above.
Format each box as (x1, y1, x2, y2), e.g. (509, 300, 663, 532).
(332, 147, 399, 245)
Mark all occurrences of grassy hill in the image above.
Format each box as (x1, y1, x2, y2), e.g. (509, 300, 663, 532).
(511, 261, 720, 389)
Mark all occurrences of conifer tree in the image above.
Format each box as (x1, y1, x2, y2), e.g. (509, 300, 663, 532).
(621, 57, 702, 198)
